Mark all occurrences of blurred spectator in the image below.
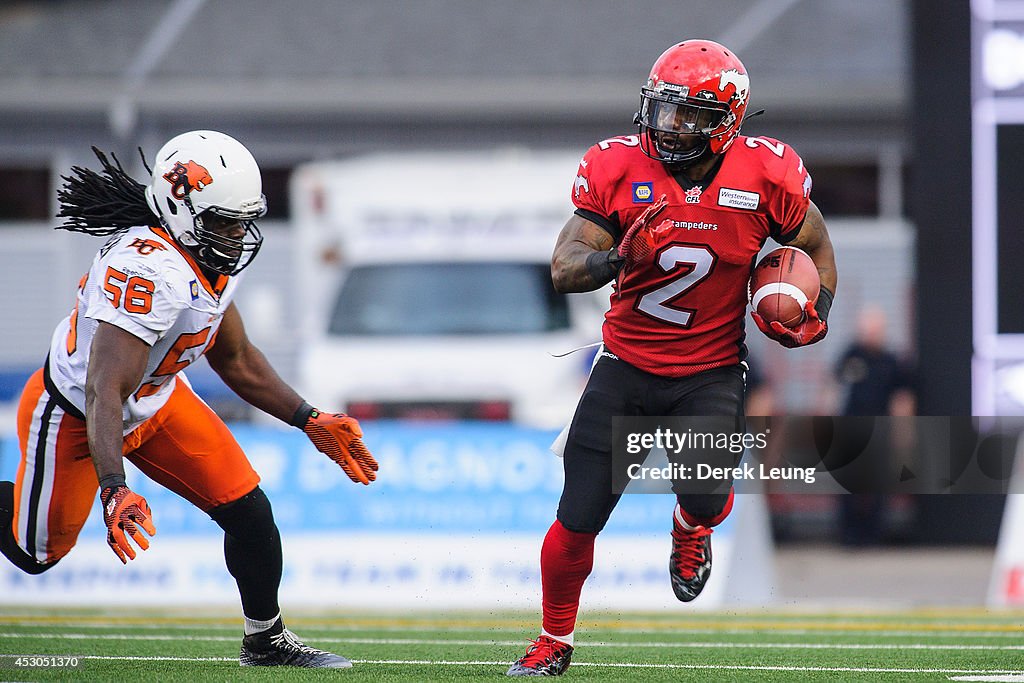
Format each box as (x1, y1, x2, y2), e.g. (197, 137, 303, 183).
(833, 305, 916, 546)
(836, 306, 916, 418)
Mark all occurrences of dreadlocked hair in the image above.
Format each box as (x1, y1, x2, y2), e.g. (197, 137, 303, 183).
(56, 146, 158, 236)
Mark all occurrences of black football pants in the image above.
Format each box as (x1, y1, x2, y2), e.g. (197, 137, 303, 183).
(556, 353, 746, 534)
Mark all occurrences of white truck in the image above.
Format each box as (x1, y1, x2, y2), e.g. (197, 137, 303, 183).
(291, 150, 608, 429)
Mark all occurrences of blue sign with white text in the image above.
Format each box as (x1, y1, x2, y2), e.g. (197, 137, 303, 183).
(0, 422, 690, 538)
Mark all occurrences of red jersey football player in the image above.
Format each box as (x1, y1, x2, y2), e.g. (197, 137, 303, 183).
(508, 40, 837, 676)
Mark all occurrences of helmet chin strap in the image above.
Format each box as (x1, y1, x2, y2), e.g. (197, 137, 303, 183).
(742, 108, 766, 124)
(193, 243, 238, 276)
(171, 225, 233, 276)
(184, 210, 237, 275)
(654, 133, 714, 169)
(187, 221, 262, 276)
(662, 144, 711, 169)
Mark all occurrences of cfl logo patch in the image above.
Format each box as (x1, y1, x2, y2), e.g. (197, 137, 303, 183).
(632, 182, 654, 203)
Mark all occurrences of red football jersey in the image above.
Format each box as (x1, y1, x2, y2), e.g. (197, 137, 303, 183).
(571, 133, 812, 377)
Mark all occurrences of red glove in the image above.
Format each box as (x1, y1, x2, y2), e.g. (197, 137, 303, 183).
(302, 410, 379, 485)
(100, 485, 156, 564)
(614, 195, 669, 295)
(617, 194, 669, 266)
(751, 300, 828, 348)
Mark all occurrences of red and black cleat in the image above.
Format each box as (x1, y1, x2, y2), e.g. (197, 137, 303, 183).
(506, 635, 574, 677)
(669, 521, 713, 602)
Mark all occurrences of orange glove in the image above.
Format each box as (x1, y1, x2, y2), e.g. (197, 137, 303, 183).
(751, 300, 828, 348)
(302, 409, 379, 485)
(100, 485, 156, 564)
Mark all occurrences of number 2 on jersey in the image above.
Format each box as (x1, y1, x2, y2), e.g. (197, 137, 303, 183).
(635, 245, 716, 327)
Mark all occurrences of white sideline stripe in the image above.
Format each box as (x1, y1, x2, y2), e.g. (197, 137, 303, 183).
(3, 632, 1024, 651)
(612, 627, 1024, 639)
(3, 621, 1022, 638)
(19, 655, 1024, 674)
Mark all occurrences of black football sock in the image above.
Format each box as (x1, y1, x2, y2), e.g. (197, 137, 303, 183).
(209, 487, 283, 621)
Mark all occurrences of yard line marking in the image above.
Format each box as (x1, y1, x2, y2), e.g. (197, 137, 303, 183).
(24, 654, 1024, 674)
(2, 616, 1022, 634)
(602, 630, 1024, 643)
(3, 632, 1024, 651)
(3, 622, 1021, 639)
(343, 639, 1024, 651)
(7, 655, 239, 662)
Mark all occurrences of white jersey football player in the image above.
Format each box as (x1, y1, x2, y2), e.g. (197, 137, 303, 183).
(49, 222, 245, 434)
(1, 131, 378, 668)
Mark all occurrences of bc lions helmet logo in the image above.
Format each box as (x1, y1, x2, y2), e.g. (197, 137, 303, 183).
(162, 160, 214, 200)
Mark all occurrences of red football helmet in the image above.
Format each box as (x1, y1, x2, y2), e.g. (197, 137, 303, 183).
(635, 40, 750, 167)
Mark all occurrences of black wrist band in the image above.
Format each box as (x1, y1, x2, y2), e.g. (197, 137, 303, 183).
(815, 286, 834, 322)
(585, 249, 624, 285)
(290, 401, 316, 428)
(98, 474, 126, 491)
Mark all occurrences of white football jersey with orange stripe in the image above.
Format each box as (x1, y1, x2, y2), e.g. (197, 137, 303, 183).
(47, 225, 242, 434)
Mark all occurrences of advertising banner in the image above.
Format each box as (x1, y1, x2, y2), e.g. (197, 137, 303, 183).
(0, 422, 768, 609)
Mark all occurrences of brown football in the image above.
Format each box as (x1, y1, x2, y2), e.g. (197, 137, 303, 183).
(749, 246, 820, 328)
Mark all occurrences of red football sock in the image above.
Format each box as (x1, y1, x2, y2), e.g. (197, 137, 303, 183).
(540, 520, 597, 638)
(678, 487, 735, 528)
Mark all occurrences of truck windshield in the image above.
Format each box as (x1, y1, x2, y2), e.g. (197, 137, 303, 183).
(328, 262, 571, 336)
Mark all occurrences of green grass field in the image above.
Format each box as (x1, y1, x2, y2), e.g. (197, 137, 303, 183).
(1, 608, 1023, 681)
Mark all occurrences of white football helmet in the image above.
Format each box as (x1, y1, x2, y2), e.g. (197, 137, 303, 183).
(145, 130, 266, 275)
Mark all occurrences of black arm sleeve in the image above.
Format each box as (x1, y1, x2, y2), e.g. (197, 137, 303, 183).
(585, 249, 625, 286)
(814, 285, 834, 322)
